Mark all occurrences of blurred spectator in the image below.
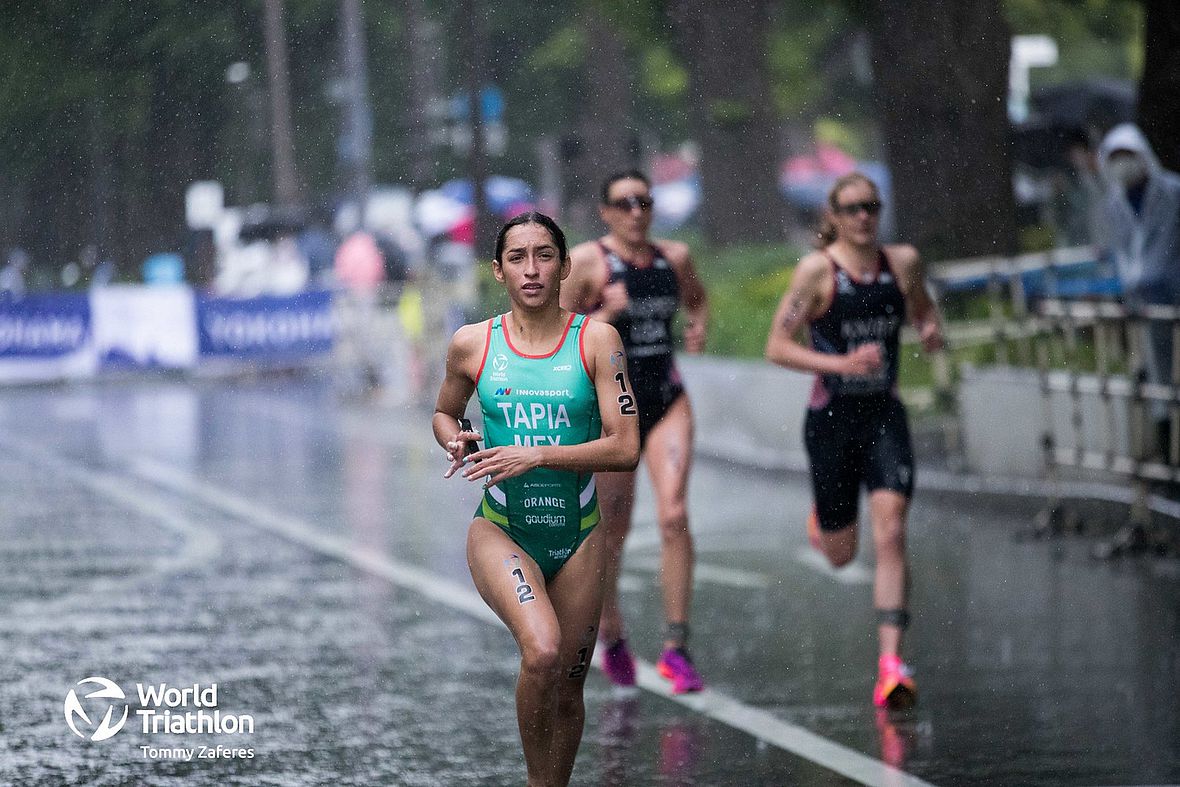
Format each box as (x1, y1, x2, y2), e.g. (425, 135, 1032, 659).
(184, 228, 218, 291)
(296, 207, 338, 288)
(333, 228, 390, 396)
(80, 244, 115, 288)
(0, 248, 29, 297)
(375, 234, 408, 287)
(1098, 123, 1180, 456)
(333, 229, 386, 294)
(215, 240, 270, 295)
(1098, 123, 1180, 305)
(1056, 132, 1108, 249)
(142, 252, 185, 285)
(269, 234, 310, 294)
(60, 260, 82, 288)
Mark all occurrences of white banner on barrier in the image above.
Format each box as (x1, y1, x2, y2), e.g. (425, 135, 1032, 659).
(91, 286, 199, 369)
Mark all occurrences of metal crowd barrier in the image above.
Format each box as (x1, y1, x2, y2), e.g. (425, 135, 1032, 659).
(929, 244, 1118, 364)
(1031, 297, 1180, 557)
(921, 246, 1113, 466)
(924, 248, 1180, 557)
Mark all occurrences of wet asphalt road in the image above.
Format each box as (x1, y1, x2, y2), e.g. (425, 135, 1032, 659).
(0, 375, 1177, 786)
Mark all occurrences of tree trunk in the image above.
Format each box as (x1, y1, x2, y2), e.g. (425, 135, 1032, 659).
(402, 0, 443, 191)
(666, 0, 783, 245)
(262, 0, 303, 209)
(570, 5, 635, 233)
(87, 98, 116, 265)
(1138, 0, 1180, 172)
(864, 1, 1017, 259)
(338, 0, 372, 208)
(462, 0, 493, 258)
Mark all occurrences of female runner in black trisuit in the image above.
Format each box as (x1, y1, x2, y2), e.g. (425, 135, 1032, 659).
(765, 172, 944, 709)
(562, 171, 709, 694)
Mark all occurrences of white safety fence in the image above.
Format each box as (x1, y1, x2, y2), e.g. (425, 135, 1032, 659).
(1024, 298, 1179, 555)
(857, 243, 1180, 555)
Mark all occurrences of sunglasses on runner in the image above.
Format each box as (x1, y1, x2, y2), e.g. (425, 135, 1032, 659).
(605, 195, 654, 212)
(835, 200, 882, 216)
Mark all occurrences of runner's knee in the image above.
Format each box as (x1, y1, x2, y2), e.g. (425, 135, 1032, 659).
(519, 637, 561, 679)
(554, 683, 586, 716)
(657, 502, 689, 540)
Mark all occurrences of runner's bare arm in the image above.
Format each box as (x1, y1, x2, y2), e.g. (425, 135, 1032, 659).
(765, 253, 871, 376)
(583, 321, 641, 471)
(433, 322, 485, 477)
(888, 244, 945, 353)
(561, 242, 611, 318)
(659, 240, 708, 353)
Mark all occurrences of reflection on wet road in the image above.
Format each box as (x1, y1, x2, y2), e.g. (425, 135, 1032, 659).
(0, 377, 1177, 785)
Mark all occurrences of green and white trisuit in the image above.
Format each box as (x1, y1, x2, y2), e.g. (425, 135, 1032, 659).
(474, 312, 602, 580)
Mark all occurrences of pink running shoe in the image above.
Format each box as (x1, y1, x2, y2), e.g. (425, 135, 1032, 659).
(873, 654, 917, 710)
(601, 639, 636, 687)
(657, 647, 705, 694)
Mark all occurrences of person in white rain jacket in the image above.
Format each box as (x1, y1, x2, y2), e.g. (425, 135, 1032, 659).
(1098, 123, 1180, 450)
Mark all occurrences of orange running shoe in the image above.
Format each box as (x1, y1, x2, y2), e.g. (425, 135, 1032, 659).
(807, 507, 822, 550)
(873, 654, 917, 710)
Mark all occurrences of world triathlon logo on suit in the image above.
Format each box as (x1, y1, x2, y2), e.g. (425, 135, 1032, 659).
(490, 353, 510, 382)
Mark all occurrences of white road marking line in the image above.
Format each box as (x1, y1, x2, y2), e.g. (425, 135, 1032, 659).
(130, 458, 499, 626)
(129, 457, 934, 787)
(630, 661, 932, 787)
(634, 535, 864, 589)
(620, 510, 864, 589)
(1, 437, 221, 618)
(617, 574, 647, 593)
(794, 547, 875, 586)
(623, 554, 770, 589)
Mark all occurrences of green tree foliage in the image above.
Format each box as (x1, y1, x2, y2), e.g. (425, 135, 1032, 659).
(1005, 0, 1143, 84)
(767, 3, 864, 120)
(1, 2, 248, 266)
(0, 0, 1149, 280)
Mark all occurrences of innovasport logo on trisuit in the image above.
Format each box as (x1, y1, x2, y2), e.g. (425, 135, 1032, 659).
(63, 676, 256, 760)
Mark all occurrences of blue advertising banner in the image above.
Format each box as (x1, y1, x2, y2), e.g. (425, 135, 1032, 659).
(0, 294, 91, 358)
(197, 290, 334, 358)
